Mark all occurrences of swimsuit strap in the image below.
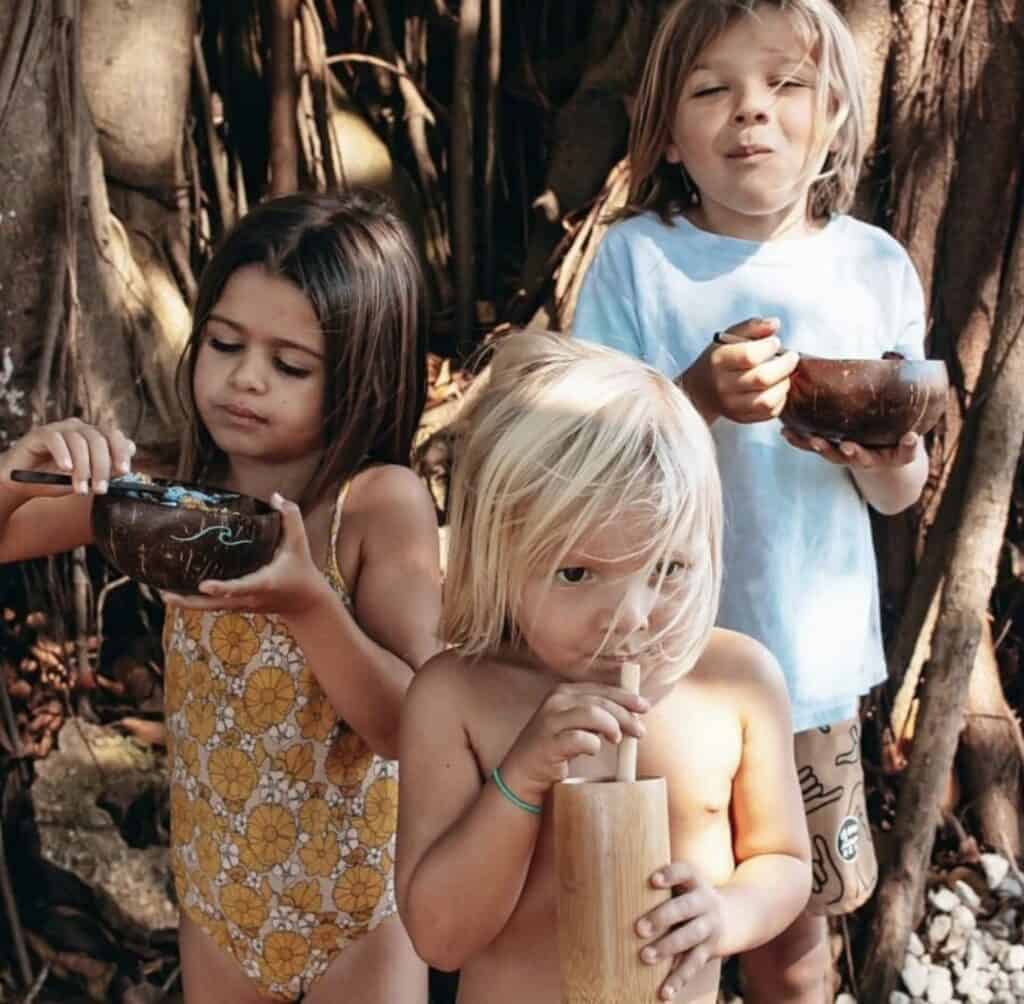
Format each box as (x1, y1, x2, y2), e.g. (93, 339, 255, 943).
(326, 478, 352, 590)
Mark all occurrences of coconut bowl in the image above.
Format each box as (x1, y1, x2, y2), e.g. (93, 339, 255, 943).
(91, 478, 281, 594)
(780, 354, 949, 447)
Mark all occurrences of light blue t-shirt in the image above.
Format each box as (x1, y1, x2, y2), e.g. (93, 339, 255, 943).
(573, 212, 926, 731)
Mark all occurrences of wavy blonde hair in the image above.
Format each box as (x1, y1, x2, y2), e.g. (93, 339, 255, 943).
(443, 331, 723, 679)
(621, 0, 865, 223)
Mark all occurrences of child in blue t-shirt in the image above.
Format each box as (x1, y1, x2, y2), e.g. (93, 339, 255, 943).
(574, 0, 929, 1001)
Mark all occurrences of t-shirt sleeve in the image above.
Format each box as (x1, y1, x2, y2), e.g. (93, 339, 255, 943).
(571, 236, 645, 361)
(890, 254, 927, 360)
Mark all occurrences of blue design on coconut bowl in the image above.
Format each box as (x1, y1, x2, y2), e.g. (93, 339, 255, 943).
(91, 476, 282, 594)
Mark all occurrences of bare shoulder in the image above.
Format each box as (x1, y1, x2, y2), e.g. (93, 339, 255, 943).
(688, 627, 790, 718)
(343, 465, 437, 551)
(350, 463, 436, 517)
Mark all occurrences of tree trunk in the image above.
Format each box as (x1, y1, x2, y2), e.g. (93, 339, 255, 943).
(0, 1, 185, 449)
(859, 200, 1024, 1002)
(961, 620, 1024, 857)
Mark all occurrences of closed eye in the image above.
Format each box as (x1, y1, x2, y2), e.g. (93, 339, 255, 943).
(274, 358, 313, 378)
(208, 336, 243, 353)
(692, 85, 726, 97)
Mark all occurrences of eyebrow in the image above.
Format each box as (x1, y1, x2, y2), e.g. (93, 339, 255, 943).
(205, 313, 324, 359)
(691, 49, 807, 72)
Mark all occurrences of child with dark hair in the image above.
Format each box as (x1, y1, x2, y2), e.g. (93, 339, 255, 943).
(0, 190, 441, 1004)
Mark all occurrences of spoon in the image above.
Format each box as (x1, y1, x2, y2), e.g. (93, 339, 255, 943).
(9, 470, 239, 507)
(10, 469, 171, 497)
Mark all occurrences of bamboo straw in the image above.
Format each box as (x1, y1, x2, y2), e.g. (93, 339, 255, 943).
(615, 661, 640, 782)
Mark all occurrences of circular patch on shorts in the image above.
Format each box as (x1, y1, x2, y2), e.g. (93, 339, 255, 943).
(836, 816, 860, 862)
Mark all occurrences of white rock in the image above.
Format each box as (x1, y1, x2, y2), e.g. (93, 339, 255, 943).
(941, 932, 968, 960)
(1009, 971, 1024, 994)
(956, 879, 984, 911)
(908, 932, 926, 957)
(902, 954, 930, 997)
(889, 993, 912, 1004)
(966, 934, 992, 972)
(990, 970, 1010, 991)
(929, 914, 953, 947)
(995, 875, 1023, 899)
(930, 887, 960, 913)
(1004, 944, 1024, 971)
(835, 995, 857, 1004)
(992, 906, 1018, 931)
(966, 986, 994, 1004)
(953, 904, 979, 934)
(926, 964, 954, 1003)
(980, 853, 1010, 891)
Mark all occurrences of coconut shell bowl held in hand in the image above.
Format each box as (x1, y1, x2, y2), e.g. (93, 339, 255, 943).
(780, 353, 949, 447)
(89, 475, 282, 593)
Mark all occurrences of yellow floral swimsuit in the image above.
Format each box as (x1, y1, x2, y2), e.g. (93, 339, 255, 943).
(163, 484, 399, 1001)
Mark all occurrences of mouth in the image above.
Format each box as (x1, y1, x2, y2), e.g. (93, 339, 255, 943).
(727, 145, 773, 160)
(219, 403, 267, 424)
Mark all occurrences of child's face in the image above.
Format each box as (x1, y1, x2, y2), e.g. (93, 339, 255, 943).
(665, 8, 825, 236)
(517, 515, 691, 683)
(193, 264, 327, 467)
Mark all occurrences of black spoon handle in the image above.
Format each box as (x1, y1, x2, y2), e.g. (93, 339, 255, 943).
(9, 469, 168, 496)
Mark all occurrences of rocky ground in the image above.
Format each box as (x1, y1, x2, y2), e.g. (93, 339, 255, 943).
(834, 852, 1024, 1004)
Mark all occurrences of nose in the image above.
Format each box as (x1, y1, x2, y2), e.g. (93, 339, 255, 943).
(227, 348, 269, 393)
(605, 578, 657, 641)
(733, 83, 772, 125)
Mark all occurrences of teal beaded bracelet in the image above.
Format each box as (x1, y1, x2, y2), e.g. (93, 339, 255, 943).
(491, 766, 543, 815)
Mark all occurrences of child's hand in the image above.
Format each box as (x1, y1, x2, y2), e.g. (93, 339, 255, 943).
(684, 318, 799, 424)
(163, 493, 329, 616)
(497, 681, 650, 806)
(636, 863, 724, 1000)
(781, 428, 920, 468)
(1, 418, 134, 495)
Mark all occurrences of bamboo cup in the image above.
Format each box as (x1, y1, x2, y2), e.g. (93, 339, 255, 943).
(554, 662, 672, 1003)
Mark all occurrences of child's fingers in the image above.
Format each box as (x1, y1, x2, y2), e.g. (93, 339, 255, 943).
(733, 351, 799, 392)
(714, 336, 784, 372)
(659, 940, 716, 999)
(271, 492, 312, 554)
(552, 727, 604, 761)
(108, 428, 135, 476)
(545, 682, 650, 715)
(82, 426, 116, 492)
(725, 381, 790, 422)
(641, 913, 712, 964)
(62, 427, 97, 493)
(550, 700, 644, 746)
(721, 316, 780, 341)
(649, 861, 697, 891)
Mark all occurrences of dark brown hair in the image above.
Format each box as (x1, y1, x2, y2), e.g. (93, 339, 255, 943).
(176, 190, 428, 506)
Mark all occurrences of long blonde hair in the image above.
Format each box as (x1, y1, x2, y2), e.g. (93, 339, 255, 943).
(622, 0, 865, 223)
(443, 330, 723, 678)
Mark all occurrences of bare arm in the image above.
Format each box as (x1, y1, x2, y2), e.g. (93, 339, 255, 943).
(396, 658, 542, 971)
(716, 645, 811, 955)
(286, 466, 442, 756)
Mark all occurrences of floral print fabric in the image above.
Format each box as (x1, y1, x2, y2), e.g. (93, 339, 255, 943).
(164, 487, 398, 1000)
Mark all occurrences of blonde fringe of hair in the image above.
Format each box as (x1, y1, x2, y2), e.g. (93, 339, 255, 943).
(622, 0, 866, 224)
(443, 330, 724, 680)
